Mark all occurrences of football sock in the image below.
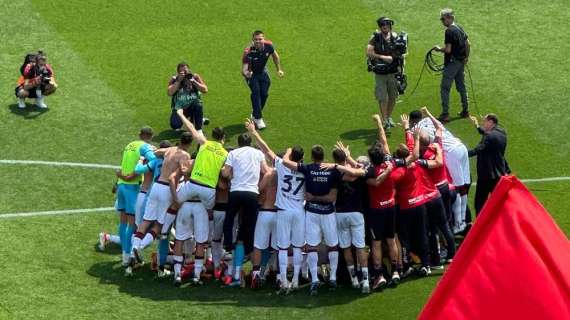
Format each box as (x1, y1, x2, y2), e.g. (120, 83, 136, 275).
(158, 236, 170, 266)
(328, 251, 339, 281)
(124, 224, 135, 254)
(308, 251, 319, 283)
(293, 247, 303, 283)
(362, 267, 369, 281)
(211, 241, 223, 268)
(194, 256, 204, 279)
(173, 255, 183, 277)
(278, 249, 288, 282)
(119, 223, 127, 254)
(109, 234, 121, 245)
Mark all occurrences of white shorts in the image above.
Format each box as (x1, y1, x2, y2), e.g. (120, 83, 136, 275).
(177, 181, 216, 210)
(445, 144, 471, 186)
(254, 210, 277, 250)
(143, 183, 172, 222)
(176, 201, 209, 243)
(276, 209, 305, 249)
(335, 212, 365, 249)
(135, 191, 147, 227)
(305, 211, 338, 247)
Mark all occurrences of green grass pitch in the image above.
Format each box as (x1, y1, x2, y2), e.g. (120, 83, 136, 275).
(0, 0, 568, 318)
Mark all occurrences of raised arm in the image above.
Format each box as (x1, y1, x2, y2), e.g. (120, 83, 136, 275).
(176, 109, 207, 145)
(372, 114, 390, 154)
(335, 141, 358, 168)
(168, 76, 181, 96)
(190, 73, 208, 93)
(401, 114, 415, 153)
(281, 148, 299, 171)
(421, 106, 444, 140)
(245, 119, 276, 161)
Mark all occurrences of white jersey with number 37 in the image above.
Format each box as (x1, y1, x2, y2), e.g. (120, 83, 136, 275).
(274, 157, 305, 211)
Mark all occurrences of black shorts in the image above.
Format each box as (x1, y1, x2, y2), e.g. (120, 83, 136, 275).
(14, 85, 42, 98)
(366, 206, 396, 240)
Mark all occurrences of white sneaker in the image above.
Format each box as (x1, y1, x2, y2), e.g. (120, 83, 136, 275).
(98, 232, 108, 251)
(256, 118, 266, 129)
(35, 97, 48, 109)
(157, 268, 171, 278)
(121, 253, 130, 267)
(290, 280, 299, 291)
(351, 276, 360, 289)
(124, 266, 133, 277)
(174, 275, 182, 287)
(361, 280, 370, 294)
(18, 98, 26, 109)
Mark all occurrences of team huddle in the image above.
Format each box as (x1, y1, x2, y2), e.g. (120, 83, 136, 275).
(98, 104, 473, 296)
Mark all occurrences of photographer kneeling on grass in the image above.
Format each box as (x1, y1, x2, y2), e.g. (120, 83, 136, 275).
(168, 62, 209, 134)
(15, 51, 58, 109)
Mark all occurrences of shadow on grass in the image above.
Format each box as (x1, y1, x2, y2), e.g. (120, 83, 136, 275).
(86, 261, 366, 308)
(8, 103, 49, 119)
(220, 123, 245, 144)
(152, 129, 182, 143)
(152, 123, 244, 147)
(339, 128, 389, 147)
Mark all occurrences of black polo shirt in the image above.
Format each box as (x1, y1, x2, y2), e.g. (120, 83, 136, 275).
(444, 24, 468, 64)
(335, 175, 367, 213)
(297, 163, 340, 214)
(242, 41, 275, 74)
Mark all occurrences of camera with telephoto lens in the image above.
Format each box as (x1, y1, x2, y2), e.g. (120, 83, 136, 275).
(38, 67, 51, 84)
(183, 72, 194, 81)
(394, 32, 408, 55)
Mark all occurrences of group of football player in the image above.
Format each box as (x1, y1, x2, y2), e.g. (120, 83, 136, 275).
(98, 105, 473, 296)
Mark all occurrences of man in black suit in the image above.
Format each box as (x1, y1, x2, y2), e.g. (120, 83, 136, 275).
(468, 114, 510, 215)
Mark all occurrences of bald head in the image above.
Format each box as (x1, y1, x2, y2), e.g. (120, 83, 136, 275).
(419, 129, 431, 147)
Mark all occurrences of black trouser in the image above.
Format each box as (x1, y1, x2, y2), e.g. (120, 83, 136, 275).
(397, 205, 429, 267)
(474, 178, 500, 215)
(247, 72, 271, 119)
(223, 191, 259, 255)
(170, 99, 203, 130)
(437, 183, 453, 227)
(425, 197, 456, 262)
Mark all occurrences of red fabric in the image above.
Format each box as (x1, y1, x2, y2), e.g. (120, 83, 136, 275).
(422, 143, 449, 186)
(392, 164, 432, 209)
(414, 165, 440, 202)
(367, 164, 396, 209)
(419, 176, 570, 320)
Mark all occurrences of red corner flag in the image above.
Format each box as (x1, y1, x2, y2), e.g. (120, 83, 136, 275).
(419, 176, 570, 320)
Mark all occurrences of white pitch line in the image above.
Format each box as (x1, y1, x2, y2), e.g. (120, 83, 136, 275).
(0, 159, 119, 170)
(0, 207, 115, 219)
(0, 159, 569, 219)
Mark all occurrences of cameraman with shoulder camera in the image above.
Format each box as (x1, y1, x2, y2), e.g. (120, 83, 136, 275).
(367, 17, 406, 129)
(433, 8, 470, 122)
(15, 51, 57, 109)
(168, 62, 209, 134)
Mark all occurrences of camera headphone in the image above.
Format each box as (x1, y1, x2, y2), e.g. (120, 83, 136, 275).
(377, 17, 394, 27)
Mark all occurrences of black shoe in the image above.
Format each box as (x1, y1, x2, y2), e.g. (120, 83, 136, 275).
(437, 113, 450, 123)
(458, 110, 470, 118)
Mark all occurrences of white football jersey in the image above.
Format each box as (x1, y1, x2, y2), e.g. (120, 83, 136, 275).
(274, 157, 305, 211)
(415, 118, 464, 150)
